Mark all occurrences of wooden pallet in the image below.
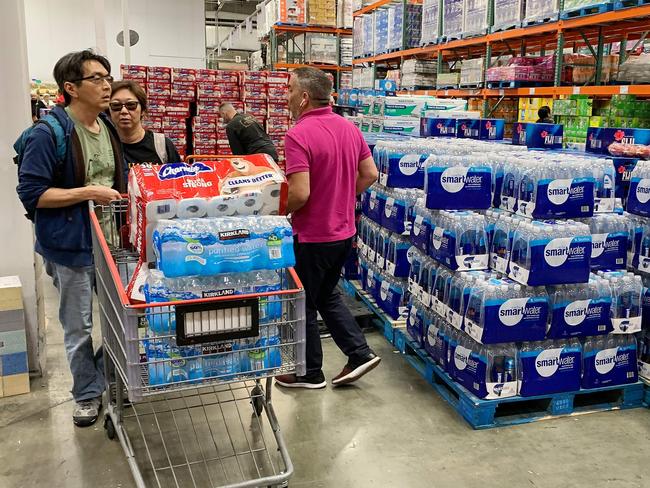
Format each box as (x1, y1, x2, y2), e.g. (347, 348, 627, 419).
(560, 2, 613, 19)
(394, 329, 645, 429)
(341, 279, 406, 345)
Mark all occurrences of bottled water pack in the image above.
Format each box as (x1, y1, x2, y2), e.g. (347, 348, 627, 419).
(626, 213, 650, 274)
(508, 219, 591, 286)
(424, 315, 448, 368)
(146, 340, 204, 386)
(638, 329, 650, 381)
(464, 277, 549, 344)
(429, 210, 489, 271)
(144, 269, 282, 334)
(443, 270, 494, 330)
(626, 160, 650, 217)
(406, 298, 429, 346)
(424, 153, 492, 210)
(382, 187, 420, 235)
(518, 339, 582, 396)
(582, 335, 637, 389)
(153, 216, 295, 277)
(374, 140, 427, 189)
(411, 198, 433, 254)
(579, 214, 628, 271)
(595, 270, 643, 333)
(546, 274, 613, 339)
(378, 275, 409, 320)
(489, 212, 525, 274)
(365, 184, 386, 224)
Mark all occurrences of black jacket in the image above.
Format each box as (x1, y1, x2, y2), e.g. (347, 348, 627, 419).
(226, 113, 278, 161)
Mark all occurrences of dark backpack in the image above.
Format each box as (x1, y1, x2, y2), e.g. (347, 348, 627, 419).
(13, 113, 67, 220)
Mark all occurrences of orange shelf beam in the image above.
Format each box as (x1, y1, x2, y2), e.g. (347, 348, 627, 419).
(352, 5, 650, 65)
(398, 85, 650, 98)
(353, 0, 393, 17)
(272, 24, 353, 35)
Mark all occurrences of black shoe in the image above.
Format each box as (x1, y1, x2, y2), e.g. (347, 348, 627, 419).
(275, 371, 327, 389)
(73, 396, 102, 427)
(332, 352, 381, 386)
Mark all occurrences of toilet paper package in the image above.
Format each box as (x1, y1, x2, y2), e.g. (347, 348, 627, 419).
(128, 155, 288, 262)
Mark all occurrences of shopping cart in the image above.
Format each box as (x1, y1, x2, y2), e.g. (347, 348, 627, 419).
(90, 198, 306, 488)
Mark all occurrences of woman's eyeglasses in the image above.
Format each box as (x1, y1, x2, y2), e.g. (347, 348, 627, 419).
(109, 101, 139, 112)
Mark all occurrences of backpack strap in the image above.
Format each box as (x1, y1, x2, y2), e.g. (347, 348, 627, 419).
(152, 132, 168, 164)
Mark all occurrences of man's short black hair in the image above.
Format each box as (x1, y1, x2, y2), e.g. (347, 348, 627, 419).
(53, 49, 111, 106)
(292, 67, 332, 107)
(538, 106, 551, 118)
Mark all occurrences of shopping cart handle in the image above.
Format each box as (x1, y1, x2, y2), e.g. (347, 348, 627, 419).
(175, 296, 260, 346)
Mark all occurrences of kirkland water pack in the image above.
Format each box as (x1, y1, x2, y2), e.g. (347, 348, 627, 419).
(582, 335, 638, 389)
(508, 220, 591, 286)
(424, 154, 492, 210)
(626, 160, 650, 217)
(239, 323, 282, 376)
(546, 275, 613, 339)
(153, 216, 295, 277)
(429, 210, 489, 271)
(597, 270, 643, 334)
(382, 188, 419, 234)
(378, 276, 409, 320)
(490, 213, 525, 274)
(411, 199, 433, 254)
(146, 340, 204, 386)
(201, 342, 241, 380)
(516, 157, 595, 219)
(518, 339, 582, 396)
(375, 140, 427, 189)
(580, 214, 628, 271)
(144, 269, 282, 334)
(464, 278, 549, 344)
(450, 334, 518, 399)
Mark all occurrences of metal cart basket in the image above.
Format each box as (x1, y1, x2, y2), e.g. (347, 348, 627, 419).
(90, 199, 306, 488)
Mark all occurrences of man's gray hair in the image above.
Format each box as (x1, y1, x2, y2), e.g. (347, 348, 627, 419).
(219, 101, 235, 111)
(292, 67, 332, 106)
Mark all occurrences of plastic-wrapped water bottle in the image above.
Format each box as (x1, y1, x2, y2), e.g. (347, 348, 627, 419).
(375, 228, 391, 270)
(386, 233, 411, 277)
(365, 184, 387, 224)
(580, 214, 628, 271)
(518, 338, 582, 396)
(486, 343, 518, 398)
(411, 197, 433, 254)
(378, 275, 409, 320)
(582, 334, 638, 389)
(147, 340, 203, 386)
(430, 210, 489, 271)
(499, 157, 520, 213)
(432, 266, 453, 317)
(376, 140, 427, 189)
(626, 160, 650, 217)
(591, 157, 616, 213)
(607, 272, 642, 333)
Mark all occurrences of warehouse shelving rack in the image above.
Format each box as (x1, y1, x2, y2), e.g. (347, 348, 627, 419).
(351, 3, 650, 114)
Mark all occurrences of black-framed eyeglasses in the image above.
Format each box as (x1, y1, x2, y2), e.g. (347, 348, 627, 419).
(72, 74, 114, 85)
(109, 100, 139, 112)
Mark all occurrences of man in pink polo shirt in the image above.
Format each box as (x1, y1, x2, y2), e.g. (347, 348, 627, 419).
(275, 67, 380, 389)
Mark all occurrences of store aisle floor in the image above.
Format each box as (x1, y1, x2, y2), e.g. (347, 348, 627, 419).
(1, 278, 649, 488)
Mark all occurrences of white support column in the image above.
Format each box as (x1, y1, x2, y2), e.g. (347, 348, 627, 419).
(121, 0, 131, 65)
(94, 0, 108, 55)
(0, 0, 46, 375)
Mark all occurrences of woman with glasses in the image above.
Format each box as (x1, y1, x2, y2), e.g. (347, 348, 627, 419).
(109, 80, 181, 167)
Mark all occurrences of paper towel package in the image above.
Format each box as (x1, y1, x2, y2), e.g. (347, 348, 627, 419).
(128, 155, 288, 262)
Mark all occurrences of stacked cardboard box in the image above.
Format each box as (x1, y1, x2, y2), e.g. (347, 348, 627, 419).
(421, 0, 441, 45)
(459, 58, 484, 86)
(306, 34, 339, 65)
(518, 97, 554, 122)
(340, 37, 353, 66)
(279, 0, 306, 23)
(309, 0, 337, 26)
(337, 0, 354, 28)
(0, 277, 30, 398)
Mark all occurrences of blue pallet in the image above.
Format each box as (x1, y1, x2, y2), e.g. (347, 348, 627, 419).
(643, 378, 650, 407)
(560, 2, 613, 19)
(614, 0, 650, 8)
(490, 21, 522, 33)
(340, 279, 404, 346)
(486, 80, 551, 89)
(522, 14, 560, 26)
(394, 329, 645, 429)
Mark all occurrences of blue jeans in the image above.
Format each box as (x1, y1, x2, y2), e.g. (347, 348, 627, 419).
(45, 260, 104, 401)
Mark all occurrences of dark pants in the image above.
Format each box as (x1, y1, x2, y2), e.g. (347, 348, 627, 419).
(294, 237, 371, 377)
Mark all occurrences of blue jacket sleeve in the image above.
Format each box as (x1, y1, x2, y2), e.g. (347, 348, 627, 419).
(16, 124, 59, 215)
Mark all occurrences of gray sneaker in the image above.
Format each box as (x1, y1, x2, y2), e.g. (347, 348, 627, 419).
(73, 396, 102, 427)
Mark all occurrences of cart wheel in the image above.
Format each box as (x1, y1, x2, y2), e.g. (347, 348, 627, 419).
(104, 415, 116, 440)
(251, 386, 264, 416)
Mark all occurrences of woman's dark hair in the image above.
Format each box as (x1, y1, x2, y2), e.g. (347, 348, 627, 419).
(110, 80, 148, 113)
(53, 49, 111, 106)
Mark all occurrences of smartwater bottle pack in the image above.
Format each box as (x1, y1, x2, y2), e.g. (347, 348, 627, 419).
(424, 316, 448, 369)
(444, 271, 493, 329)
(642, 275, 650, 330)
(432, 266, 454, 318)
(153, 216, 295, 277)
(378, 276, 409, 320)
(375, 140, 427, 189)
(626, 213, 650, 274)
(580, 214, 628, 271)
(382, 188, 419, 235)
(516, 158, 595, 219)
(490, 212, 525, 274)
(386, 234, 412, 277)
(406, 298, 428, 346)
(638, 330, 650, 381)
(424, 154, 492, 210)
(518, 339, 582, 396)
(463, 278, 549, 344)
(596, 270, 643, 334)
(365, 184, 386, 224)
(591, 157, 617, 213)
(581, 335, 638, 389)
(484, 208, 504, 250)
(429, 211, 489, 271)
(508, 220, 591, 286)
(546, 275, 613, 339)
(449, 333, 518, 399)
(144, 269, 282, 334)
(411, 199, 433, 254)
(626, 160, 650, 217)
(374, 228, 391, 270)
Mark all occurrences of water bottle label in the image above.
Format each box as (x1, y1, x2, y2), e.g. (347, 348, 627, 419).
(594, 196, 615, 214)
(549, 299, 612, 338)
(491, 254, 509, 275)
(424, 322, 440, 361)
(381, 197, 409, 234)
(611, 316, 642, 334)
(386, 153, 426, 189)
(380, 173, 388, 186)
(513, 237, 591, 286)
(426, 166, 492, 210)
(582, 345, 637, 388)
(469, 297, 548, 344)
(518, 178, 594, 219)
(451, 345, 490, 399)
(627, 177, 650, 217)
(455, 253, 489, 271)
(519, 347, 582, 396)
(376, 253, 386, 269)
(590, 232, 627, 271)
(448, 308, 463, 330)
(485, 381, 518, 400)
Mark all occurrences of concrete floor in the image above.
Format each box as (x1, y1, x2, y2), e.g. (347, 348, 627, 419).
(1, 280, 649, 488)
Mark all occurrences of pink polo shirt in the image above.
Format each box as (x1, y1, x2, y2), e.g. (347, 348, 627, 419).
(285, 106, 371, 243)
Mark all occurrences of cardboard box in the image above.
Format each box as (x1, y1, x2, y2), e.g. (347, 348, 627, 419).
(2, 373, 29, 397)
(0, 277, 22, 312)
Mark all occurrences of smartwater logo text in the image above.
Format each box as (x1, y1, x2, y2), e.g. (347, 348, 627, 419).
(547, 179, 584, 205)
(635, 179, 650, 204)
(498, 298, 542, 326)
(594, 347, 630, 375)
(534, 348, 576, 377)
(398, 155, 422, 176)
(544, 238, 586, 267)
(440, 166, 482, 194)
(454, 346, 478, 371)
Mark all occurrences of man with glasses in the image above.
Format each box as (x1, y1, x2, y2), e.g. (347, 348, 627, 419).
(17, 50, 126, 427)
